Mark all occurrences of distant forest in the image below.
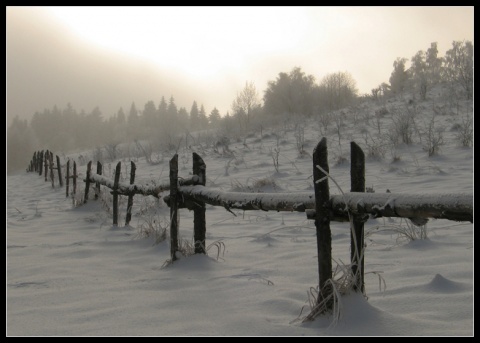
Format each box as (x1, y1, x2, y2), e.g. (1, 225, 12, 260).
(7, 40, 473, 174)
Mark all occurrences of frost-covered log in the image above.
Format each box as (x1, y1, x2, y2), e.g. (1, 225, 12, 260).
(173, 186, 473, 223)
(173, 186, 315, 212)
(86, 172, 199, 198)
(330, 192, 473, 223)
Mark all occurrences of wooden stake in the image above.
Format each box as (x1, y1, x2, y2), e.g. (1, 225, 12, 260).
(56, 155, 63, 187)
(84, 161, 92, 204)
(193, 152, 206, 254)
(313, 137, 333, 311)
(44, 150, 49, 181)
(95, 161, 102, 200)
(112, 161, 121, 226)
(73, 161, 77, 196)
(350, 141, 366, 293)
(125, 161, 136, 226)
(49, 152, 54, 188)
(169, 154, 179, 261)
(66, 160, 70, 197)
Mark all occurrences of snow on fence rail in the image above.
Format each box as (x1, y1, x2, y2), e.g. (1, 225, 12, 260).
(172, 186, 472, 222)
(26, 138, 473, 314)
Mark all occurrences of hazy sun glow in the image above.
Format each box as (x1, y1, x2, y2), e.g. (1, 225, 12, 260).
(48, 6, 308, 80)
(7, 6, 474, 125)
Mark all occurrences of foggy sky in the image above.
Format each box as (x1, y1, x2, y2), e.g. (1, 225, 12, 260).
(6, 6, 474, 126)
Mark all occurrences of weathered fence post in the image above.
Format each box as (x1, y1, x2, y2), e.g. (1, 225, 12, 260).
(193, 152, 206, 254)
(73, 161, 77, 197)
(313, 137, 333, 311)
(44, 150, 49, 181)
(56, 155, 63, 187)
(66, 160, 70, 197)
(32, 152, 37, 172)
(350, 141, 366, 293)
(84, 161, 92, 203)
(112, 161, 121, 226)
(49, 152, 55, 188)
(95, 161, 102, 200)
(38, 150, 43, 176)
(170, 154, 179, 261)
(125, 161, 136, 226)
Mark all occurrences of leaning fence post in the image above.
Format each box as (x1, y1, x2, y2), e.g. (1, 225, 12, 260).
(49, 152, 55, 188)
(32, 152, 37, 172)
(56, 155, 63, 187)
(112, 161, 121, 226)
(39, 150, 43, 176)
(95, 161, 102, 200)
(313, 137, 333, 311)
(66, 160, 70, 197)
(193, 152, 206, 254)
(84, 161, 92, 203)
(169, 154, 179, 261)
(350, 141, 366, 293)
(125, 161, 136, 226)
(73, 161, 77, 197)
(44, 150, 49, 181)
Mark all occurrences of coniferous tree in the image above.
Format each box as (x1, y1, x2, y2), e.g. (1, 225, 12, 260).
(7, 116, 36, 174)
(127, 102, 140, 140)
(209, 107, 221, 127)
(116, 107, 126, 125)
(198, 104, 208, 129)
(190, 101, 199, 129)
(177, 107, 189, 131)
(167, 96, 179, 134)
(158, 96, 168, 124)
(142, 100, 157, 135)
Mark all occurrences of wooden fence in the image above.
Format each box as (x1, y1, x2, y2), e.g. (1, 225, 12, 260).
(26, 138, 473, 313)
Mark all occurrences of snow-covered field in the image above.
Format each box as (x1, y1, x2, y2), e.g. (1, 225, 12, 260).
(7, 88, 473, 336)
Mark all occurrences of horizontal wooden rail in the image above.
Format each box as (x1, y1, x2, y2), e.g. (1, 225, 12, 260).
(86, 173, 199, 198)
(170, 185, 473, 223)
(329, 192, 473, 223)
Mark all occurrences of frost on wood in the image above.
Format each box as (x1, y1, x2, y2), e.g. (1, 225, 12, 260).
(332, 192, 473, 222)
(87, 173, 198, 198)
(175, 185, 473, 223)
(176, 185, 315, 212)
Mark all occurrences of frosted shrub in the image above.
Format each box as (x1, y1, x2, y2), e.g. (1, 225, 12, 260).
(455, 115, 473, 147)
(294, 124, 307, 157)
(421, 114, 445, 156)
(390, 107, 416, 145)
(362, 132, 387, 160)
(317, 112, 332, 136)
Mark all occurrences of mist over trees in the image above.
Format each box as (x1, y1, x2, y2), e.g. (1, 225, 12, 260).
(263, 67, 317, 117)
(7, 40, 473, 174)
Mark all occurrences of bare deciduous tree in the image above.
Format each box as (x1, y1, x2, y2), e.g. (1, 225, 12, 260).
(232, 81, 261, 130)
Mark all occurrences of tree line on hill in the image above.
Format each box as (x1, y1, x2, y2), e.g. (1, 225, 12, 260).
(7, 40, 473, 174)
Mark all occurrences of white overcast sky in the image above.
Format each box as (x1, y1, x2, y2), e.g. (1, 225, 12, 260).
(6, 6, 474, 124)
